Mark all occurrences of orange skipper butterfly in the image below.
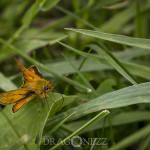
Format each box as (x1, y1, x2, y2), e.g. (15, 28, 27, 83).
(0, 58, 54, 113)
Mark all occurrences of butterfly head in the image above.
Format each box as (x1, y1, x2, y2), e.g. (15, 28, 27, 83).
(43, 80, 54, 93)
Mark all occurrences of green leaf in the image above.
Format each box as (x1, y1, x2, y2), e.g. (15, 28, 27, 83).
(0, 29, 66, 62)
(0, 73, 17, 91)
(48, 82, 150, 125)
(65, 111, 150, 133)
(22, 0, 47, 27)
(108, 124, 150, 150)
(43, 112, 75, 141)
(43, 0, 60, 10)
(66, 28, 150, 50)
(95, 42, 137, 85)
(100, 2, 150, 33)
(96, 78, 116, 96)
(0, 93, 77, 149)
(58, 42, 150, 80)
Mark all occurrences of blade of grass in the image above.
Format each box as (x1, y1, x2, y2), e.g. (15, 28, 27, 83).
(50, 110, 110, 150)
(46, 82, 150, 126)
(43, 112, 75, 140)
(58, 41, 100, 59)
(56, 6, 98, 30)
(77, 48, 93, 70)
(62, 53, 96, 94)
(135, 1, 142, 37)
(100, 2, 150, 33)
(2, 0, 60, 50)
(65, 111, 150, 133)
(2, 0, 47, 49)
(138, 134, 150, 150)
(96, 41, 137, 84)
(45, 58, 150, 80)
(65, 28, 150, 50)
(58, 42, 136, 84)
(58, 41, 150, 80)
(108, 124, 150, 150)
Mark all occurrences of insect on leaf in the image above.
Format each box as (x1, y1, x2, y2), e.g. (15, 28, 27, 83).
(0, 58, 54, 113)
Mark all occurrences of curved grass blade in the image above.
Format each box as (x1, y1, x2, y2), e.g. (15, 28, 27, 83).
(50, 110, 110, 150)
(47, 82, 150, 125)
(108, 124, 150, 150)
(66, 28, 150, 50)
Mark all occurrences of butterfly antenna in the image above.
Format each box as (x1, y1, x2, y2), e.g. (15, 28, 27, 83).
(49, 80, 64, 112)
(53, 89, 64, 112)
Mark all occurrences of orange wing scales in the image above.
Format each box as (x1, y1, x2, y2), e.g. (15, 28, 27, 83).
(0, 89, 36, 112)
(28, 66, 43, 78)
(14, 58, 35, 81)
(0, 89, 36, 104)
(12, 94, 36, 113)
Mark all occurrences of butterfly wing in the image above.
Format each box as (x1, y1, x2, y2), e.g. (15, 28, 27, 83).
(28, 66, 43, 79)
(0, 59, 45, 113)
(0, 89, 36, 104)
(14, 58, 44, 89)
(12, 94, 36, 113)
(0, 89, 36, 112)
(14, 58, 43, 81)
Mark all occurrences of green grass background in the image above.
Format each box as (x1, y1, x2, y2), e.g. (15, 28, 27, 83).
(0, 0, 150, 150)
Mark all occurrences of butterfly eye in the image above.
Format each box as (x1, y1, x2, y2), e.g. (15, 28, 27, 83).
(43, 86, 49, 91)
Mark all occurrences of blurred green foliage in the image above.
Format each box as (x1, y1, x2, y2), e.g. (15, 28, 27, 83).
(0, 0, 150, 149)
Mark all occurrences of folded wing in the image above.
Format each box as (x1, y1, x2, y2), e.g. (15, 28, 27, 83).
(0, 89, 35, 104)
(14, 58, 43, 81)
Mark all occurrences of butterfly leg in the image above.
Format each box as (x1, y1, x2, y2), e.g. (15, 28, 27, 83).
(39, 99, 44, 108)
